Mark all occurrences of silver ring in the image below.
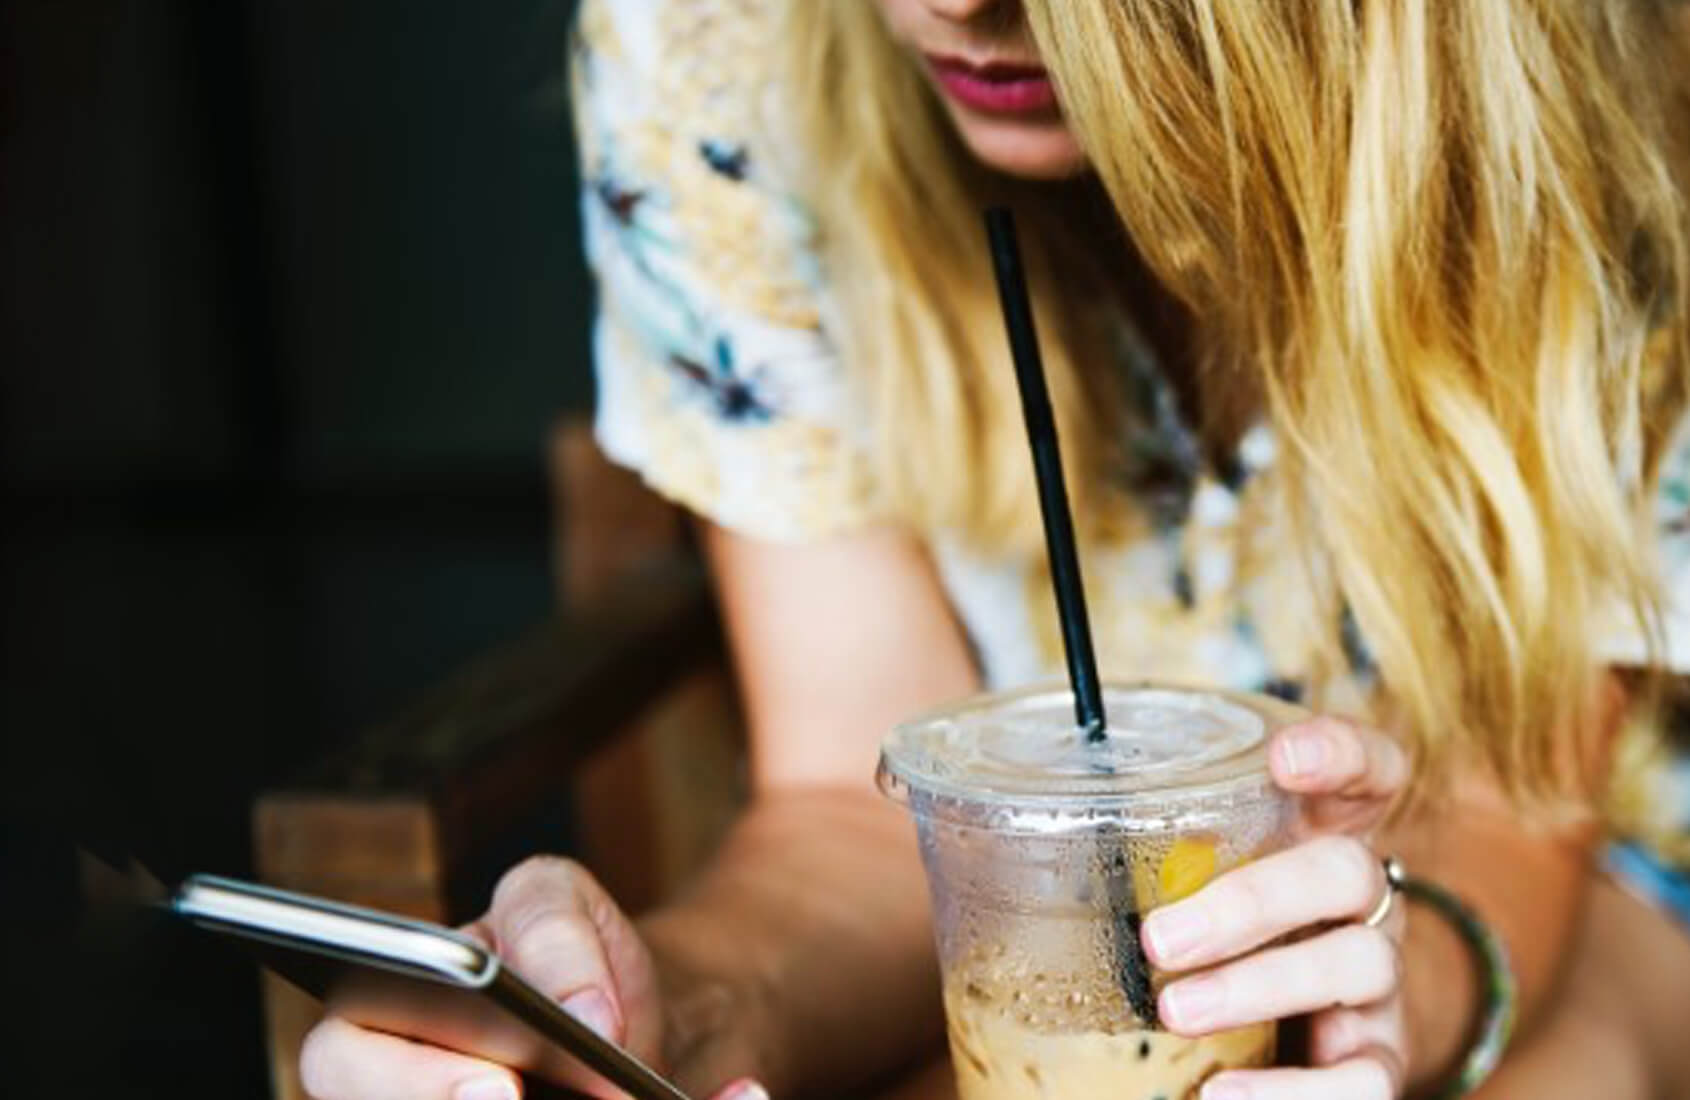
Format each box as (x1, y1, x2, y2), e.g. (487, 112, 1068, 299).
(1363, 855, 1406, 928)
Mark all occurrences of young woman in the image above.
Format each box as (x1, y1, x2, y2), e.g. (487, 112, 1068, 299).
(299, 2, 1690, 1098)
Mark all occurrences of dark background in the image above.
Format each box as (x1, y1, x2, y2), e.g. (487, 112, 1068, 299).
(2, 0, 593, 1093)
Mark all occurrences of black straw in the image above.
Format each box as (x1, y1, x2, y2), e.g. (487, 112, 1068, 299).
(984, 207, 1107, 742)
(986, 208, 1156, 1026)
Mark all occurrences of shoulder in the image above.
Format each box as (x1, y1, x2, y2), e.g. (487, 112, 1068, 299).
(573, 1, 880, 542)
(574, 0, 819, 329)
(574, 0, 791, 161)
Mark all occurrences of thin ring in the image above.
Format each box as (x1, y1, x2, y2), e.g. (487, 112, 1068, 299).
(1363, 855, 1407, 928)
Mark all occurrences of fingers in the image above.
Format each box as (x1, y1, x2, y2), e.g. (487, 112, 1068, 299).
(1144, 834, 1388, 970)
(300, 857, 665, 1100)
(1151, 714, 1408, 1098)
(1159, 923, 1401, 1034)
(486, 857, 630, 1044)
(300, 1016, 522, 1100)
(1201, 1047, 1404, 1100)
(1269, 717, 1409, 803)
(1310, 997, 1407, 1068)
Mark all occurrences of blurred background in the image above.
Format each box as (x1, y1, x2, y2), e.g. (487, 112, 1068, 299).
(2, 0, 592, 1092)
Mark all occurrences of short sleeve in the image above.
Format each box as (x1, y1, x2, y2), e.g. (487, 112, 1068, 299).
(570, 0, 883, 542)
(1599, 409, 1690, 672)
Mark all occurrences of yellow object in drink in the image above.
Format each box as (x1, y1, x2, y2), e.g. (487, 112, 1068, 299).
(1136, 835, 1221, 908)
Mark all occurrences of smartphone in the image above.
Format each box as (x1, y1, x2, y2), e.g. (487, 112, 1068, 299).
(171, 874, 691, 1100)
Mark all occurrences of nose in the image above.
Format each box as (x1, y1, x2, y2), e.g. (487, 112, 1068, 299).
(921, 0, 1015, 24)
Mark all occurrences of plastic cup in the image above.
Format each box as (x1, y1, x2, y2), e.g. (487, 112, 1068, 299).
(878, 682, 1303, 1099)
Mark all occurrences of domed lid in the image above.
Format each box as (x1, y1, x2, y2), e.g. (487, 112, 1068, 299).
(877, 682, 1302, 835)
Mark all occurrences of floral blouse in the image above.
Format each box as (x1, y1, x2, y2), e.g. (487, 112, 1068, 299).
(572, 0, 1690, 926)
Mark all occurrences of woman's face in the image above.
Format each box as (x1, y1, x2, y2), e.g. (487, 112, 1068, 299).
(876, 0, 1087, 180)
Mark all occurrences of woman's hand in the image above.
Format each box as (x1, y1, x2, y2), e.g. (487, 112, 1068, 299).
(297, 856, 767, 1100)
(1143, 717, 1410, 1100)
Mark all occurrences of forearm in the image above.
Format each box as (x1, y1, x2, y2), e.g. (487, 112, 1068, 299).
(1388, 799, 1596, 1092)
(639, 787, 943, 1097)
(1470, 874, 1690, 1100)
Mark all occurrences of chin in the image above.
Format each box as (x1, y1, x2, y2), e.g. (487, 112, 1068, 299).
(952, 114, 1089, 181)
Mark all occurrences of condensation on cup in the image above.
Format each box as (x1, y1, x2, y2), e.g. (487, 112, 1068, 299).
(878, 682, 1304, 1100)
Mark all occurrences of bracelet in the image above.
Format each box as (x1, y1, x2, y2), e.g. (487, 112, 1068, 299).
(1400, 874, 1518, 1099)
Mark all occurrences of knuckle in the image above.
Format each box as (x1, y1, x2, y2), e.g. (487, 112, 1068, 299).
(494, 854, 581, 905)
(1353, 1055, 1397, 1100)
(1309, 715, 1364, 763)
(1216, 865, 1276, 936)
(1314, 835, 1381, 913)
(491, 856, 599, 943)
(1385, 933, 1406, 992)
(1278, 945, 1328, 1009)
(507, 916, 612, 1003)
(1346, 926, 1402, 1001)
(1311, 1008, 1364, 1061)
(506, 907, 601, 965)
(298, 1017, 355, 1100)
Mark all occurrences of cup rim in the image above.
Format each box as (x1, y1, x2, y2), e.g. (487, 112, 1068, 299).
(877, 680, 1304, 835)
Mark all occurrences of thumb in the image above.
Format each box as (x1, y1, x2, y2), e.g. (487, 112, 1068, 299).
(1269, 717, 1409, 830)
(484, 858, 660, 1060)
(707, 1081, 771, 1100)
(300, 1017, 523, 1100)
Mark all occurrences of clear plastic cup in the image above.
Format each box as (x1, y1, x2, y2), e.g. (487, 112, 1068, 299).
(878, 682, 1303, 1099)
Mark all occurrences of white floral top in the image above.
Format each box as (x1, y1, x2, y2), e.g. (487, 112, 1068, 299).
(573, 0, 1690, 923)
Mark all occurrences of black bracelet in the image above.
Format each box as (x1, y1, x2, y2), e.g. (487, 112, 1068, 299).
(1401, 875, 1517, 1098)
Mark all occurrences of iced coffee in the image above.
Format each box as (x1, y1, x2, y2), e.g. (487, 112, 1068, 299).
(878, 684, 1299, 1100)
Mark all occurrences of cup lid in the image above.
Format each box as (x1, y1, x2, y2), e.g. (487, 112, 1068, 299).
(877, 682, 1304, 834)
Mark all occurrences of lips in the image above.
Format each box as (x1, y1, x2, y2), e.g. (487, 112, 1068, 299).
(927, 54, 1059, 116)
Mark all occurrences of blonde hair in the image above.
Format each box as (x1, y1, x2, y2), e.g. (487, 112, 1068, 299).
(785, 0, 1690, 806)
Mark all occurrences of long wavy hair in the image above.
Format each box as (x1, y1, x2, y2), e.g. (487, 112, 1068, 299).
(784, 0, 1690, 807)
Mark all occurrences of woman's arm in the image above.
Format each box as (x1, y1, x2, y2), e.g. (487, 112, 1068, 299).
(669, 522, 1615, 1096)
(697, 521, 980, 794)
(1391, 677, 1626, 1091)
(1474, 871, 1690, 1099)
(1390, 793, 1596, 1091)
(295, 523, 979, 1100)
(294, 517, 1615, 1100)
(641, 521, 980, 1095)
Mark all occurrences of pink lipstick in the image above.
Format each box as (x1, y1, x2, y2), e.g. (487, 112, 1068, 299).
(927, 55, 1059, 116)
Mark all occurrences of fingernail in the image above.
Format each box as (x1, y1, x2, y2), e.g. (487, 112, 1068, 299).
(1144, 903, 1209, 963)
(716, 1081, 771, 1100)
(454, 1076, 519, 1100)
(1161, 975, 1225, 1031)
(1202, 1078, 1250, 1100)
(1278, 730, 1330, 777)
(561, 987, 620, 1041)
